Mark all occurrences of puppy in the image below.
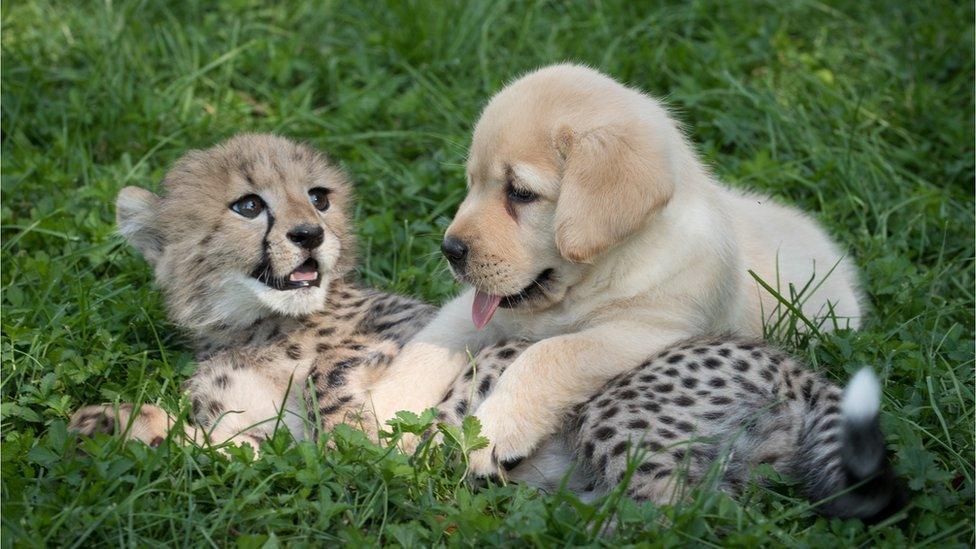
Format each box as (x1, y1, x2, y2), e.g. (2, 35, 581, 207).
(368, 64, 863, 476)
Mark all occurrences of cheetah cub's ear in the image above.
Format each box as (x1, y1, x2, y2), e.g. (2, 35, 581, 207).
(117, 186, 164, 266)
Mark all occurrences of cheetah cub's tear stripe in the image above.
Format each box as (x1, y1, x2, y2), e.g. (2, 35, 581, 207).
(67, 134, 905, 524)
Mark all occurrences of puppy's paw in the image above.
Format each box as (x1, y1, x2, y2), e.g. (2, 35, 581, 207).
(69, 403, 171, 447)
(464, 406, 536, 483)
(466, 442, 503, 481)
(466, 443, 528, 484)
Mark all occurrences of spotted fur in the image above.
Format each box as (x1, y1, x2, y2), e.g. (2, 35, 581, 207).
(69, 135, 440, 448)
(68, 134, 902, 522)
(561, 338, 905, 522)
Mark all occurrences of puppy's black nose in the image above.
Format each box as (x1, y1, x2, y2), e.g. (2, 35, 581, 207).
(441, 236, 469, 270)
(287, 224, 325, 249)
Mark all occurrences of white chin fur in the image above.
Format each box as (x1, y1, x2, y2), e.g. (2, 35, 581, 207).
(210, 275, 329, 325)
(246, 277, 329, 318)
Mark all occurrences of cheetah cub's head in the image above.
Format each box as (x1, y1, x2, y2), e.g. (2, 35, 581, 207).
(117, 134, 355, 331)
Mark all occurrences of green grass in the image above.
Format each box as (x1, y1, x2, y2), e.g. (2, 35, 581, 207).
(2, 0, 973, 545)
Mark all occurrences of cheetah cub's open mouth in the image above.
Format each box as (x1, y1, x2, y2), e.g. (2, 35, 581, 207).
(251, 257, 321, 291)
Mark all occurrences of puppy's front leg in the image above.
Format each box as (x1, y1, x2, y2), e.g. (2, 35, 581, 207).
(466, 321, 688, 478)
(367, 289, 503, 444)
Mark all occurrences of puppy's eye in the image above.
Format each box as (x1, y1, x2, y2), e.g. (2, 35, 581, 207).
(507, 184, 537, 204)
(229, 194, 265, 218)
(308, 187, 330, 211)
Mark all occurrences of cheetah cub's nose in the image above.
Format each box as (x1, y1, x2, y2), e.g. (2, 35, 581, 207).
(287, 224, 325, 250)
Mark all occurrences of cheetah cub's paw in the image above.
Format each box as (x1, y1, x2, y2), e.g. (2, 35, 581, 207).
(69, 403, 173, 447)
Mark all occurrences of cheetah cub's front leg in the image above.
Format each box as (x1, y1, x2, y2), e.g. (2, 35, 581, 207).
(304, 335, 405, 441)
(67, 400, 271, 451)
(69, 402, 175, 448)
(435, 340, 530, 428)
(433, 340, 530, 473)
(71, 345, 313, 453)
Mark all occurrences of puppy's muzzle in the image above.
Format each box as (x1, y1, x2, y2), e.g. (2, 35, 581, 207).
(441, 236, 469, 273)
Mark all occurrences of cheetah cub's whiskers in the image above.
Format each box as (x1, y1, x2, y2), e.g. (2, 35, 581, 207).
(68, 134, 904, 523)
(69, 134, 448, 450)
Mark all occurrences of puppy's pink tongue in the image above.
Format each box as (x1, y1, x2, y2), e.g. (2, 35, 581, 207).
(472, 291, 502, 330)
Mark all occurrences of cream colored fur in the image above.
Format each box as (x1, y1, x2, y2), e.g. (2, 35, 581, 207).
(367, 64, 863, 476)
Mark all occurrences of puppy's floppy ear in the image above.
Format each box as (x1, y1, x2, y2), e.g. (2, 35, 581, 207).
(116, 186, 164, 265)
(553, 125, 675, 263)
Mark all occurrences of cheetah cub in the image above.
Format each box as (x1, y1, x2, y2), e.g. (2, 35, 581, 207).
(68, 134, 903, 522)
(68, 134, 516, 448)
(437, 337, 905, 522)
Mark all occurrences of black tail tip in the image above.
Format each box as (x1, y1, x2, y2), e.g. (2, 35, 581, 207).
(846, 463, 908, 523)
(819, 369, 909, 523)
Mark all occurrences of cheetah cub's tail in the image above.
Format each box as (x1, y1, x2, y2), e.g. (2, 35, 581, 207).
(797, 368, 906, 523)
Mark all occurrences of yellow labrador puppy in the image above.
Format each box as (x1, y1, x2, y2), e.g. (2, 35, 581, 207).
(369, 64, 863, 476)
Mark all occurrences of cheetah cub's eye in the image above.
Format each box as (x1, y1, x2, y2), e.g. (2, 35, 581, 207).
(230, 194, 265, 219)
(308, 187, 330, 211)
